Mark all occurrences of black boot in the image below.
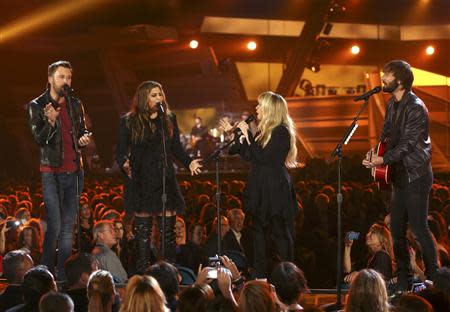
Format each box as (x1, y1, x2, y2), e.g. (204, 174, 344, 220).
(134, 216, 153, 274)
(158, 216, 177, 263)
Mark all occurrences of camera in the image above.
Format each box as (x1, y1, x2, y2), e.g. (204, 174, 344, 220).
(6, 219, 22, 230)
(346, 231, 360, 241)
(206, 255, 231, 279)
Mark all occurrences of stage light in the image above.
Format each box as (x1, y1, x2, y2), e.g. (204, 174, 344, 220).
(189, 40, 199, 49)
(351, 45, 360, 55)
(425, 45, 435, 55)
(247, 41, 257, 51)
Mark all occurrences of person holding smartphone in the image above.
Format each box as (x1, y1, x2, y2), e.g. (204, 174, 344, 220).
(343, 223, 394, 284)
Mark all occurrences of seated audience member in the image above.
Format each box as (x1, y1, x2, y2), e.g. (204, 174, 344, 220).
(204, 216, 230, 258)
(176, 222, 206, 273)
(87, 270, 116, 312)
(112, 219, 129, 271)
(18, 225, 42, 263)
(175, 217, 187, 246)
(92, 221, 128, 283)
(119, 275, 168, 312)
(64, 253, 99, 312)
(344, 269, 390, 312)
(269, 262, 309, 312)
(344, 223, 394, 284)
(238, 280, 278, 312)
(7, 265, 56, 312)
(222, 209, 251, 258)
(178, 284, 215, 312)
(433, 267, 450, 295)
(417, 286, 450, 312)
(146, 261, 180, 312)
(0, 250, 34, 311)
(395, 293, 432, 312)
(39, 291, 74, 312)
(78, 201, 94, 253)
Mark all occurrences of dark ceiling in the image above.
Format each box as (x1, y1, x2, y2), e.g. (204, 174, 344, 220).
(2, 0, 450, 38)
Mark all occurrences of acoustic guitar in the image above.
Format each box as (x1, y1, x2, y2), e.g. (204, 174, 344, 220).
(370, 141, 392, 190)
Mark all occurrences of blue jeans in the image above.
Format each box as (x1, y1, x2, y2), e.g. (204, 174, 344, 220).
(41, 171, 83, 280)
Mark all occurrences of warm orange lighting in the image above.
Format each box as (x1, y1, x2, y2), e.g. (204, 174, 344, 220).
(189, 40, 199, 49)
(425, 45, 435, 55)
(247, 41, 257, 51)
(351, 45, 360, 55)
(0, 0, 108, 44)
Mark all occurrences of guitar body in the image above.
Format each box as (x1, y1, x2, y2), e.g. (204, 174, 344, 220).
(371, 141, 392, 190)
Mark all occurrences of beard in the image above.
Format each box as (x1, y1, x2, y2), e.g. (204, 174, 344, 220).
(382, 80, 399, 93)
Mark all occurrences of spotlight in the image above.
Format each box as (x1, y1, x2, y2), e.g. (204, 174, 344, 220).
(351, 45, 360, 55)
(307, 62, 321, 73)
(247, 41, 257, 51)
(425, 45, 435, 55)
(189, 40, 199, 49)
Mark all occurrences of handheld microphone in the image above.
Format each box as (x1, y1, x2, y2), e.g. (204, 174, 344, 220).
(234, 114, 255, 136)
(353, 86, 382, 101)
(62, 84, 74, 96)
(157, 102, 165, 114)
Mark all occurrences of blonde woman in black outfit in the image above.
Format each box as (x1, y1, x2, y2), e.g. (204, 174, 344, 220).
(222, 91, 299, 278)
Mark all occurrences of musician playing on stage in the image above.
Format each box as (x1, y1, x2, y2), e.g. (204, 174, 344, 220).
(362, 60, 438, 292)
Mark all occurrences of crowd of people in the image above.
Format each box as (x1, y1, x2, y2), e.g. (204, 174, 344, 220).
(0, 163, 449, 311)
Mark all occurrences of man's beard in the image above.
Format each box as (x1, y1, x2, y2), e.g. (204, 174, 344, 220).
(382, 80, 399, 93)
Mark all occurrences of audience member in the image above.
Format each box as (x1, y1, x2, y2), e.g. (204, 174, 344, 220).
(395, 293, 432, 312)
(146, 261, 180, 312)
(119, 275, 168, 312)
(39, 291, 74, 312)
(87, 270, 116, 312)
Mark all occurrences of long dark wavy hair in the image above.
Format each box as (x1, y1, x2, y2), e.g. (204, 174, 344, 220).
(126, 81, 173, 143)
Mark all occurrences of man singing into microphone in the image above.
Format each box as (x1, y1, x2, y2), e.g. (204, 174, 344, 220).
(28, 60, 91, 281)
(363, 60, 438, 292)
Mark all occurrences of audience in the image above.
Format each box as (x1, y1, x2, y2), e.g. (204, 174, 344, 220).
(119, 275, 168, 312)
(7, 265, 56, 312)
(145, 261, 180, 312)
(0, 250, 34, 311)
(238, 280, 278, 312)
(344, 269, 390, 312)
(395, 293, 433, 312)
(269, 262, 309, 312)
(64, 253, 99, 312)
(92, 221, 128, 283)
(39, 291, 74, 312)
(87, 270, 116, 312)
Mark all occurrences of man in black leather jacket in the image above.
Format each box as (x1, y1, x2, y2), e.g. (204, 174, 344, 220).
(28, 60, 91, 281)
(363, 60, 438, 291)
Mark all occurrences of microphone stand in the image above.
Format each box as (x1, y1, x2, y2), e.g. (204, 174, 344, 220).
(203, 135, 238, 257)
(325, 97, 370, 312)
(159, 111, 169, 260)
(63, 87, 82, 254)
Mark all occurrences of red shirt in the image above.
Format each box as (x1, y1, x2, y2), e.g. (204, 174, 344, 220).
(40, 99, 78, 173)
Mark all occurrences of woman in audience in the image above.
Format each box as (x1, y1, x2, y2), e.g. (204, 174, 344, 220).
(18, 224, 42, 263)
(238, 280, 279, 312)
(79, 200, 94, 252)
(87, 270, 116, 312)
(175, 216, 187, 246)
(120, 275, 168, 312)
(344, 223, 394, 284)
(344, 269, 390, 312)
(178, 283, 214, 312)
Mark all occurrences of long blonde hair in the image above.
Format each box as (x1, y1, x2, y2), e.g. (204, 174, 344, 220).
(120, 275, 167, 312)
(368, 223, 394, 261)
(345, 269, 390, 312)
(256, 91, 297, 168)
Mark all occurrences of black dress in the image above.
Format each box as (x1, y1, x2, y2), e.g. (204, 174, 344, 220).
(230, 124, 298, 277)
(230, 125, 298, 229)
(116, 112, 191, 215)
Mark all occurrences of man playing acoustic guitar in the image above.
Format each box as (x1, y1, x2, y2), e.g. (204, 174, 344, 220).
(362, 60, 438, 292)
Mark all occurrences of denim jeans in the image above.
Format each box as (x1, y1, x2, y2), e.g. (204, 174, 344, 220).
(41, 170, 83, 280)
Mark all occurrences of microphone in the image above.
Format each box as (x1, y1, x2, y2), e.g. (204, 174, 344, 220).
(157, 102, 165, 114)
(62, 84, 74, 95)
(353, 86, 382, 101)
(234, 114, 255, 136)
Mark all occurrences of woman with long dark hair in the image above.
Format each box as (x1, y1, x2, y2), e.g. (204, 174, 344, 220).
(116, 81, 202, 272)
(221, 91, 298, 278)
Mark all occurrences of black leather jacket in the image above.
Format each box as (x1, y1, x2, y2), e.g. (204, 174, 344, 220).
(28, 89, 89, 168)
(381, 91, 432, 183)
